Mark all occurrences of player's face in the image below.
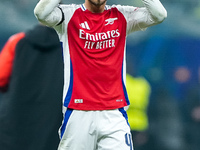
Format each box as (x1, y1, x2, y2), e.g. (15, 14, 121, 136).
(88, 0, 107, 6)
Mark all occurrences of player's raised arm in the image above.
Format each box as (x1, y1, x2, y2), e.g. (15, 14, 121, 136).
(134, 0, 167, 31)
(142, 0, 167, 24)
(118, 0, 167, 33)
(34, 0, 63, 27)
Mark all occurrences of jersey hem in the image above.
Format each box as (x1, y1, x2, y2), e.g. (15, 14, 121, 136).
(67, 104, 128, 111)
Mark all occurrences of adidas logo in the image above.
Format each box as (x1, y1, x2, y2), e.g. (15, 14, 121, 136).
(80, 21, 90, 30)
(74, 99, 83, 103)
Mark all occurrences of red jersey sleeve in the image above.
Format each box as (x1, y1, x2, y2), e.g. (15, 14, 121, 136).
(0, 32, 25, 91)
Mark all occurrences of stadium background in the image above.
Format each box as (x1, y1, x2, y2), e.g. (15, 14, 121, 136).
(0, 0, 200, 150)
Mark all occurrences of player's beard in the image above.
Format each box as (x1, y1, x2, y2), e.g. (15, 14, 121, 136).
(88, 0, 107, 7)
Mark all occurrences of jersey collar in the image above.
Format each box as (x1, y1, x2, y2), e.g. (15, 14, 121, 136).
(81, 4, 108, 11)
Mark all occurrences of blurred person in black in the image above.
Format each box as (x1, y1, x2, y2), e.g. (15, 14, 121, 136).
(0, 24, 64, 150)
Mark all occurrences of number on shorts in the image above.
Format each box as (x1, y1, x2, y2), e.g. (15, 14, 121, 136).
(125, 133, 133, 150)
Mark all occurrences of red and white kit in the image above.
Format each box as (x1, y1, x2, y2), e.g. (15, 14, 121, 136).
(34, 0, 167, 149)
(61, 4, 131, 110)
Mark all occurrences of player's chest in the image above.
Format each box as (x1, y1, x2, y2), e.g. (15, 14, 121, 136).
(68, 8, 126, 34)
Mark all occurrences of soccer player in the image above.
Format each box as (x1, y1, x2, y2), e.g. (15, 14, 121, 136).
(34, 0, 167, 149)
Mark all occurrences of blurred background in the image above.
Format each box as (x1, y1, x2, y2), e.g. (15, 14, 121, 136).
(0, 0, 200, 150)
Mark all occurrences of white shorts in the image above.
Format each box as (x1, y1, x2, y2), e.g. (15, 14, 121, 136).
(58, 108, 134, 150)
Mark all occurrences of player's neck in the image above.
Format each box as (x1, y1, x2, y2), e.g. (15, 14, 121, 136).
(84, 1, 106, 13)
